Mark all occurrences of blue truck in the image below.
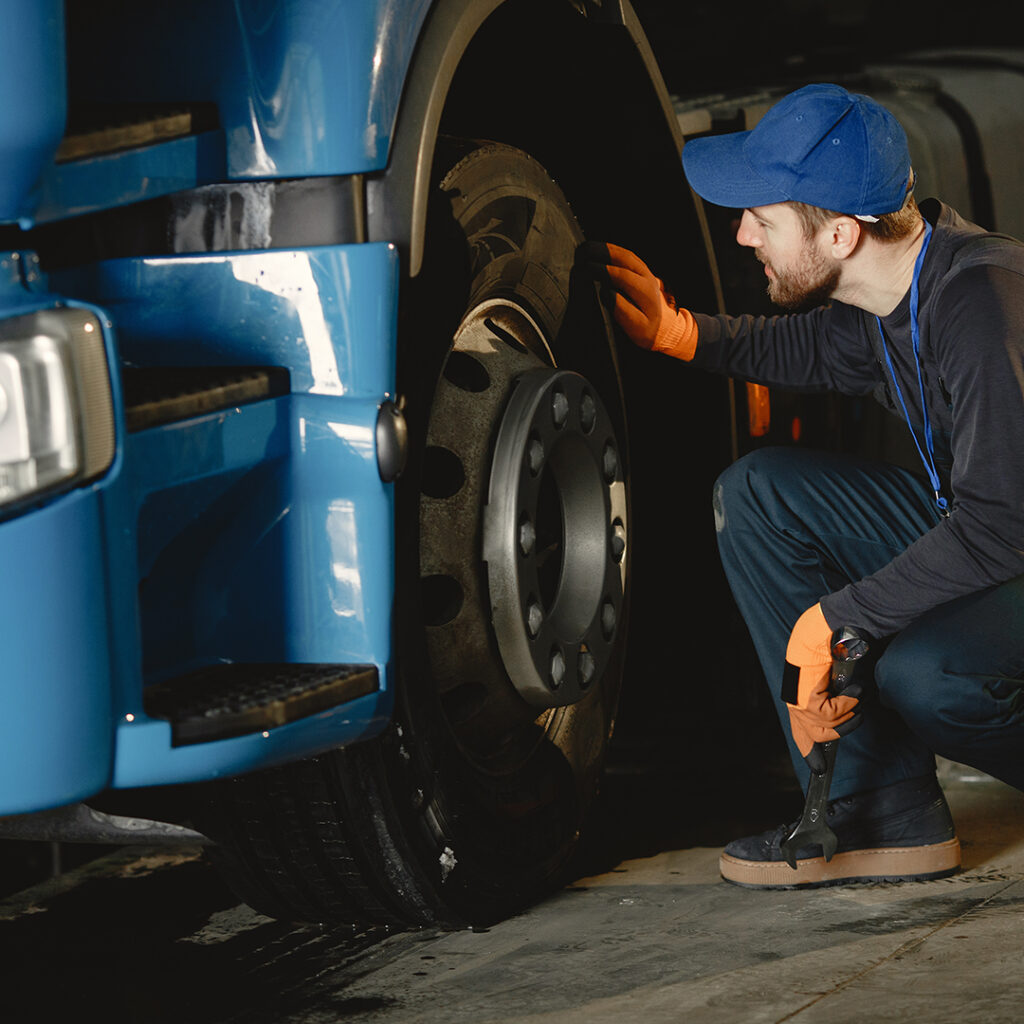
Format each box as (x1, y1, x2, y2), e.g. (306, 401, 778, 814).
(2, 0, 1022, 927)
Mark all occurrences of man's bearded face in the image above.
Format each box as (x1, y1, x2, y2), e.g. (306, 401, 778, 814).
(757, 237, 840, 311)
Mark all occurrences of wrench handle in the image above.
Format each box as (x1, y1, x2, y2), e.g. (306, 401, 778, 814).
(831, 626, 870, 686)
(803, 628, 870, 776)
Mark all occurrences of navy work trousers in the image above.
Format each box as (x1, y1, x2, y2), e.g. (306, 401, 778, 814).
(714, 447, 1024, 797)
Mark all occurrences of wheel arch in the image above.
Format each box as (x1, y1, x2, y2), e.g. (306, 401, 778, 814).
(367, 0, 722, 313)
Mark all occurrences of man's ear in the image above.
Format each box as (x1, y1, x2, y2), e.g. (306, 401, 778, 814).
(829, 216, 862, 260)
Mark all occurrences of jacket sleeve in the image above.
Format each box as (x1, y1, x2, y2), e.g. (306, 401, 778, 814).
(821, 264, 1024, 636)
(689, 303, 880, 396)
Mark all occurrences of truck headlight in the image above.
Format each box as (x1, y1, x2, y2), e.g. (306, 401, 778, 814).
(0, 308, 115, 511)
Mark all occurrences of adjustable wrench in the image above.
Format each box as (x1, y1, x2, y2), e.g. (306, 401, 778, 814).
(780, 626, 870, 869)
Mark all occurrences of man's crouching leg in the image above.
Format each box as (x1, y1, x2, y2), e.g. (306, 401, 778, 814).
(712, 447, 959, 887)
(876, 579, 1024, 794)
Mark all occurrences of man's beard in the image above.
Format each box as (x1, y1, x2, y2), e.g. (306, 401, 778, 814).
(758, 243, 840, 311)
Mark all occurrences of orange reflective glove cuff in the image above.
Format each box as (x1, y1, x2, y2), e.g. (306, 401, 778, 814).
(583, 242, 698, 361)
(652, 305, 698, 361)
(785, 603, 833, 690)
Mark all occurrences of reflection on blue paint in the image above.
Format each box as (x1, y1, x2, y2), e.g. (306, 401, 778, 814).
(230, 251, 343, 394)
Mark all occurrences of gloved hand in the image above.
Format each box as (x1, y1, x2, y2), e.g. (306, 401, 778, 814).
(782, 603, 863, 769)
(576, 242, 698, 360)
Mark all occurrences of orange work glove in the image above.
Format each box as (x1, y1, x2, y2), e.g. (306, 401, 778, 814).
(576, 242, 698, 360)
(782, 604, 862, 765)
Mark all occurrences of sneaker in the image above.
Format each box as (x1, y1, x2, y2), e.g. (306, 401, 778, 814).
(720, 774, 961, 888)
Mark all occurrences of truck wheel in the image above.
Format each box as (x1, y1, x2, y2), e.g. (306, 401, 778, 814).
(197, 141, 630, 928)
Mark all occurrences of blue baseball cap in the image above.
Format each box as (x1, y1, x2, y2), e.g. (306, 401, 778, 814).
(682, 84, 911, 218)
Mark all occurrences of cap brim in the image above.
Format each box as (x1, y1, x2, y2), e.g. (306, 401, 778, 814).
(682, 132, 790, 209)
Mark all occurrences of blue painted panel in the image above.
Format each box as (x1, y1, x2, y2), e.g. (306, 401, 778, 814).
(122, 397, 393, 673)
(91, 242, 400, 786)
(131, 405, 292, 676)
(282, 393, 395, 665)
(225, 0, 434, 177)
(28, 130, 228, 226)
(60, 242, 399, 399)
(0, 490, 115, 813)
(111, 393, 396, 788)
(123, 392, 394, 671)
(65, 0, 433, 180)
(0, 0, 65, 224)
(113, 688, 392, 788)
(5, 0, 435, 224)
(0, 252, 30, 299)
(0, 293, 125, 813)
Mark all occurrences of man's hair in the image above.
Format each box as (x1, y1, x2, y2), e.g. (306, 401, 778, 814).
(790, 176, 921, 242)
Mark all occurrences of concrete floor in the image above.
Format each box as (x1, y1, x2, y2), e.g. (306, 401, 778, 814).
(2, 759, 1021, 1024)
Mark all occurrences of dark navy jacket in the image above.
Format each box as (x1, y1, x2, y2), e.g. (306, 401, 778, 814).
(691, 199, 1024, 637)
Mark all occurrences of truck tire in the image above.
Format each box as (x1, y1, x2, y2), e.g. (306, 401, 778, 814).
(196, 140, 630, 928)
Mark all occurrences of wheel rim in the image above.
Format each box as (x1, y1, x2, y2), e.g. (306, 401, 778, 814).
(420, 296, 627, 754)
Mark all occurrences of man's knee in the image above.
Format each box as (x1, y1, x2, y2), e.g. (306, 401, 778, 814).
(875, 635, 976, 734)
(713, 448, 793, 536)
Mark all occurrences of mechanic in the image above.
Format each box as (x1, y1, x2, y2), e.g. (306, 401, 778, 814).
(583, 82, 1024, 888)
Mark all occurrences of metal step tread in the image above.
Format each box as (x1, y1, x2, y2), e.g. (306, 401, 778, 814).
(57, 103, 219, 163)
(122, 365, 290, 432)
(143, 663, 380, 746)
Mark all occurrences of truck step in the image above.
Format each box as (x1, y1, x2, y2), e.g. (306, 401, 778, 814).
(122, 366, 290, 432)
(56, 103, 219, 163)
(143, 663, 380, 746)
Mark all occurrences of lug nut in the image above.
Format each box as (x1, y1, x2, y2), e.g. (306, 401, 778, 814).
(550, 648, 566, 688)
(528, 436, 544, 475)
(551, 389, 569, 428)
(611, 521, 626, 562)
(527, 601, 543, 637)
(519, 516, 536, 556)
(601, 600, 617, 639)
(578, 648, 596, 687)
(580, 392, 596, 433)
(602, 443, 618, 482)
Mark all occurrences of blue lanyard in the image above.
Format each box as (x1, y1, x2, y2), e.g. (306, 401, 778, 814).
(875, 220, 950, 517)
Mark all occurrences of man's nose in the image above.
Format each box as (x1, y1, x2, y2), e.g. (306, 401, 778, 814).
(736, 210, 761, 248)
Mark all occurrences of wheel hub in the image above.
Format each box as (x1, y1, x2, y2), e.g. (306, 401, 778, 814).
(484, 367, 626, 707)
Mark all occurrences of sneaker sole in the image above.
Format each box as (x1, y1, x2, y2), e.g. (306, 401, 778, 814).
(720, 837, 961, 889)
